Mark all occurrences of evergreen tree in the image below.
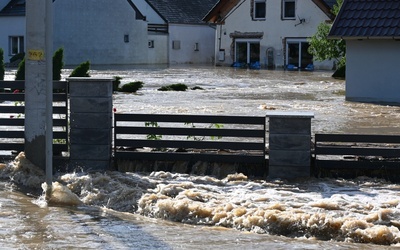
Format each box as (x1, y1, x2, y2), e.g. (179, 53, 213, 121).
(15, 57, 25, 80)
(53, 47, 64, 80)
(69, 61, 90, 77)
(0, 48, 4, 80)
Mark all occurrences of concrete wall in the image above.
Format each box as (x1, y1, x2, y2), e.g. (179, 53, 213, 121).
(53, 0, 148, 65)
(0, 15, 25, 63)
(215, 0, 333, 69)
(346, 40, 400, 104)
(169, 24, 215, 64)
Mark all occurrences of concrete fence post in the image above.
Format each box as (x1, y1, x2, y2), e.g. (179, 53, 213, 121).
(266, 111, 314, 179)
(68, 77, 113, 171)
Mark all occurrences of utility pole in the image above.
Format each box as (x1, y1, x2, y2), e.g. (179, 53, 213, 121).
(25, 0, 53, 188)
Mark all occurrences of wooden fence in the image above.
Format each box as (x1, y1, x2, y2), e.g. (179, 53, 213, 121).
(314, 133, 400, 174)
(0, 81, 69, 160)
(114, 113, 266, 167)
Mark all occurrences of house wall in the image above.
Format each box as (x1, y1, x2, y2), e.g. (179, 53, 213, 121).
(148, 33, 168, 64)
(346, 40, 400, 104)
(169, 24, 215, 64)
(53, 0, 148, 65)
(215, 0, 333, 69)
(0, 15, 25, 62)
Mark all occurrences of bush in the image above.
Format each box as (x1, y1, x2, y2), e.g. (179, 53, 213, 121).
(158, 83, 188, 91)
(53, 47, 64, 80)
(15, 57, 25, 80)
(113, 76, 122, 92)
(119, 81, 144, 93)
(69, 60, 90, 77)
(10, 52, 25, 63)
(0, 48, 4, 80)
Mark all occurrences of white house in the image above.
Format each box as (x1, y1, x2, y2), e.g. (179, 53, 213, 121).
(329, 0, 400, 104)
(0, 0, 218, 66)
(132, 0, 218, 65)
(53, 0, 148, 65)
(0, 0, 26, 64)
(203, 0, 337, 70)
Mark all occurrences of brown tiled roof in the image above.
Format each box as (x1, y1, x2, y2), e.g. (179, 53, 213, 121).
(329, 0, 400, 39)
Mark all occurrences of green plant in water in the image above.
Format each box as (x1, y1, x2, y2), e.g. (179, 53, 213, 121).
(119, 81, 144, 93)
(113, 76, 122, 92)
(69, 60, 90, 77)
(0, 48, 4, 80)
(185, 122, 224, 141)
(53, 47, 64, 81)
(15, 57, 25, 80)
(158, 83, 188, 91)
(145, 121, 162, 140)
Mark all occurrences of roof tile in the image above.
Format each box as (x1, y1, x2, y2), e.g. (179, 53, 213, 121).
(329, 0, 400, 38)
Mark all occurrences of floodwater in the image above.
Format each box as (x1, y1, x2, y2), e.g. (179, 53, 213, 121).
(1, 65, 400, 248)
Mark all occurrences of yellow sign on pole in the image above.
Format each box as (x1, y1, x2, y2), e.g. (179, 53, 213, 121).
(28, 49, 45, 61)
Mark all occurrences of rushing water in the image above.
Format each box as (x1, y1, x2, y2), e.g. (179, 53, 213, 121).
(2, 66, 400, 248)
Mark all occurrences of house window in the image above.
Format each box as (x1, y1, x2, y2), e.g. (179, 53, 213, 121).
(234, 39, 260, 66)
(282, 0, 296, 19)
(148, 40, 154, 48)
(285, 38, 313, 69)
(172, 40, 181, 50)
(9, 36, 24, 55)
(253, 0, 266, 20)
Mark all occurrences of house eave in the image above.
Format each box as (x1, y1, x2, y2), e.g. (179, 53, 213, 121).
(328, 36, 400, 40)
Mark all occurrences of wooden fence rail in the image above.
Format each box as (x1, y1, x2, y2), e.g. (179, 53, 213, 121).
(0, 81, 69, 159)
(314, 133, 400, 172)
(114, 113, 266, 166)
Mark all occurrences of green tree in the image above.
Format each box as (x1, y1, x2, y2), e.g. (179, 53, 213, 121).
(53, 47, 64, 80)
(308, 0, 345, 69)
(0, 48, 4, 80)
(15, 57, 25, 80)
(69, 61, 90, 77)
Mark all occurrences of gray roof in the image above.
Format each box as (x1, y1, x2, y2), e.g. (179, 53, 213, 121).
(146, 0, 219, 24)
(329, 0, 400, 39)
(0, 0, 25, 16)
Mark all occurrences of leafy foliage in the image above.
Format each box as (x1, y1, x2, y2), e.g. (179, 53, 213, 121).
(113, 76, 122, 92)
(69, 61, 90, 77)
(119, 81, 144, 93)
(0, 48, 4, 80)
(308, 0, 345, 68)
(53, 47, 64, 80)
(158, 83, 188, 91)
(15, 57, 25, 80)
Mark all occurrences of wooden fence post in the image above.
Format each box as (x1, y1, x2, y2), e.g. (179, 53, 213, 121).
(68, 77, 113, 171)
(266, 111, 314, 179)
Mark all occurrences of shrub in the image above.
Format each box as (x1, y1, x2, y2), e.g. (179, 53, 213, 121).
(53, 47, 64, 80)
(0, 48, 4, 80)
(158, 83, 188, 91)
(69, 60, 90, 77)
(119, 81, 144, 93)
(15, 57, 25, 80)
(10, 52, 25, 63)
(113, 76, 122, 92)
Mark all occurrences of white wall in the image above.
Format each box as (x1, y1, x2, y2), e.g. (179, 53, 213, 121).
(148, 33, 168, 64)
(0, 16, 25, 62)
(169, 24, 215, 64)
(215, 0, 333, 69)
(53, 0, 148, 65)
(346, 40, 400, 104)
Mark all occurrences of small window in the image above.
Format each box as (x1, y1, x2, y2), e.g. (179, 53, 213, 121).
(253, 0, 266, 20)
(172, 40, 180, 50)
(148, 40, 154, 48)
(9, 36, 24, 55)
(124, 34, 129, 43)
(282, 0, 295, 19)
